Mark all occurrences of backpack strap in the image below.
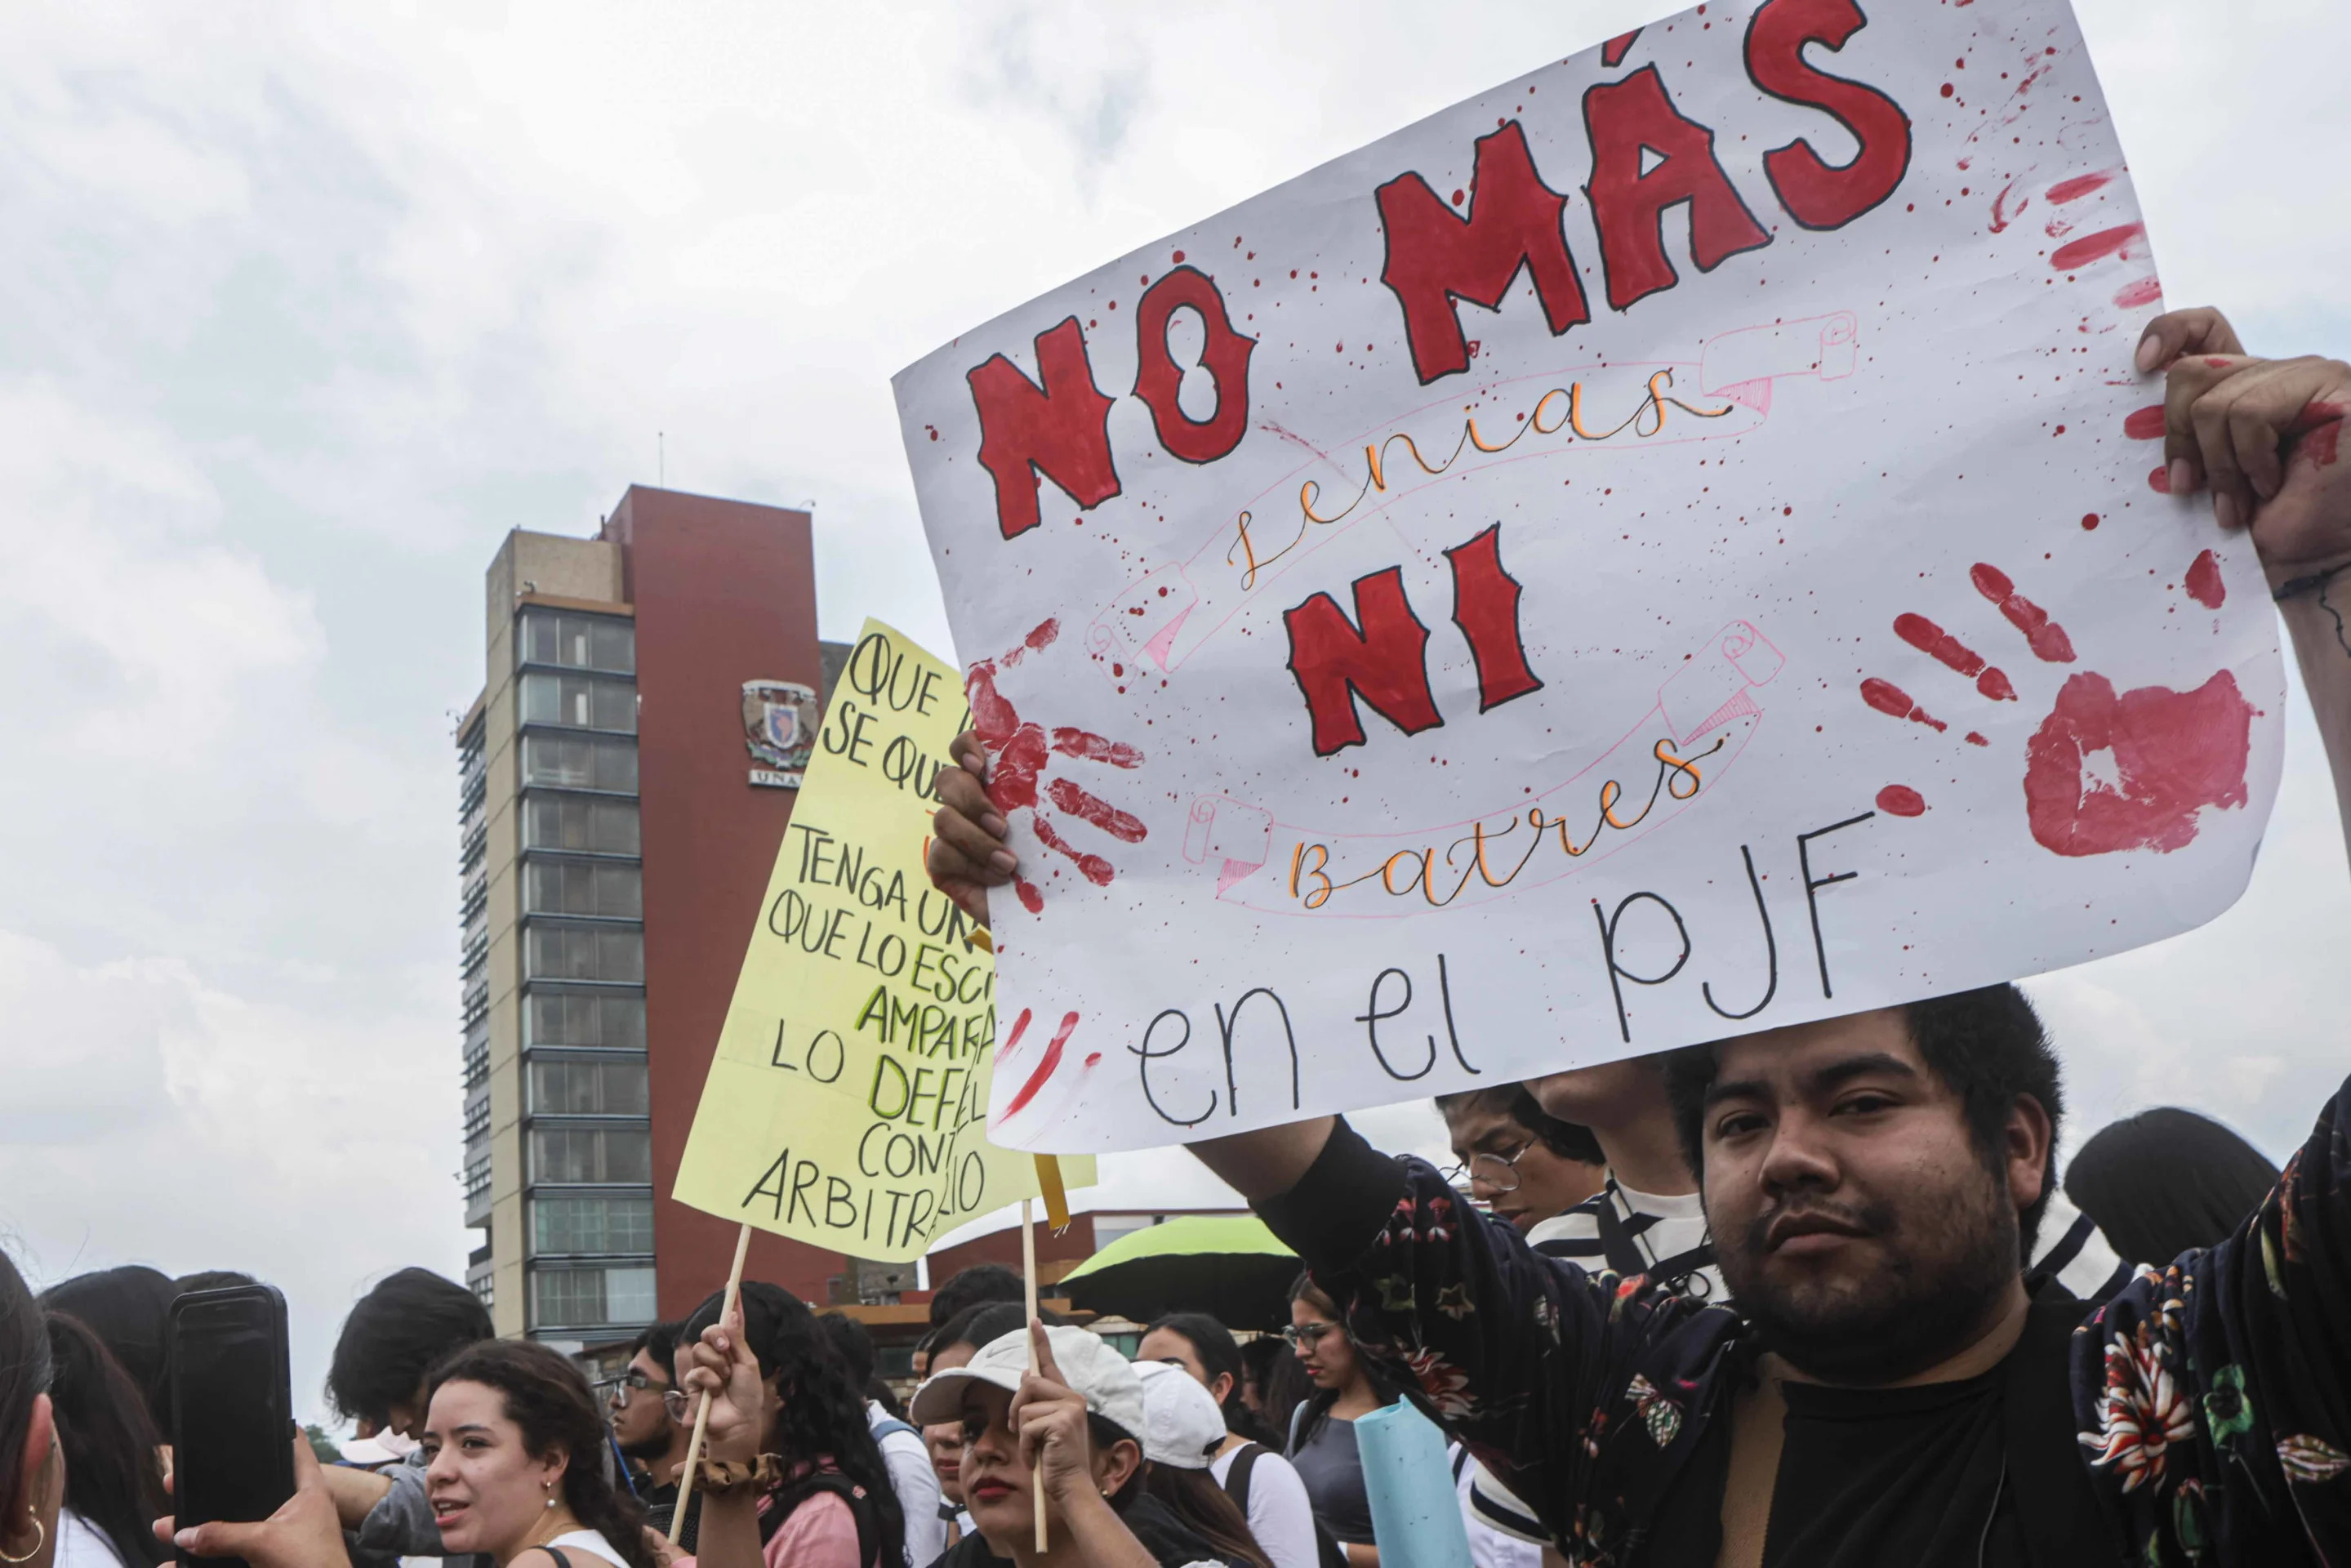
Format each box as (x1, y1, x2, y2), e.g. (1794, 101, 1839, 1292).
(870, 1417, 919, 1446)
(765, 1472, 884, 1568)
(537, 1550, 574, 1568)
(1286, 1401, 1308, 1454)
(1222, 1443, 1263, 1518)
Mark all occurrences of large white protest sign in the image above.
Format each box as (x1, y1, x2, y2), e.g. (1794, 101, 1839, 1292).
(893, 0, 2286, 1153)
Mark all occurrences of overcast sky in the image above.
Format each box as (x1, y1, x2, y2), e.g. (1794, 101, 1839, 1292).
(2, 0, 2345, 1429)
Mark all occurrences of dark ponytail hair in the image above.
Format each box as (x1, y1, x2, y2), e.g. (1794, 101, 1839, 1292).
(0, 1250, 52, 1542)
(1285, 1274, 1432, 1451)
(1143, 1314, 1274, 1446)
(425, 1340, 654, 1568)
(45, 1315, 167, 1566)
(681, 1283, 903, 1568)
(1140, 1464, 1271, 1568)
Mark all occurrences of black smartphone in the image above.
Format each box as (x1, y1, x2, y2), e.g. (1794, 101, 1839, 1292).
(169, 1284, 295, 1567)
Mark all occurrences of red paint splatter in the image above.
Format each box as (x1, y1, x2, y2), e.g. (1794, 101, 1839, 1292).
(1084, 1052, 1102, 1070)
(1977, 667, 2018, 702)
(2184, 550, 2224, 608)
(1966, 731, 1989, 747)
(2294, 402, 2344, 470)
(1032, 815, 1115, 885)
(2113, 277, 2162, 309)
(1970, 564, 2077, 662)
(1014, 880, 1044, 914)
(2148, 466, 2172, 494)
(1601, 28, 1641, 65)
(2049, 223, 2144, 271)
(1048, 777, 1147, 842)
(2122, 405, 2166, 440)
(2024, 670, 2253, 856)
(1876, 785, 1927, 817)
(1988, 179, 2024, 233)
(1172, 249, 1185, 263)
(1861, 677, 1949, 733)
(1003, 618, 1061, 666)
(998, 1008, 1033, 1062)
(1002, 1012, 1081, 1118)
(1051, 728, 1144, 768)
(2081, 513, 2099, 531)
(1892, 613, 1980, 674)
(2045, 171, 2113, 203)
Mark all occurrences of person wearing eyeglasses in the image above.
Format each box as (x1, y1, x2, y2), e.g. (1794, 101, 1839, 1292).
(1435, 1087, 1605, 1236)
(1280, 1277, 1422, 1568)
(599, 1325, 692, 1546)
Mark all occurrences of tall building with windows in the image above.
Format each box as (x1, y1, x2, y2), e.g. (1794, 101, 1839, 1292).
(458, 486, 854, 1342)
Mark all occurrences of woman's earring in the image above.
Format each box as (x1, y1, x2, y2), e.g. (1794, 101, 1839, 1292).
(0, 1514, 46, 1565)
(544, 1479, 556, 1511)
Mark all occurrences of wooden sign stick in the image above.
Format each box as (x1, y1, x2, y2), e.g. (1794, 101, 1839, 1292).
(1022, 1197, 1048, 1552)
(667, 1222, 753, 1545)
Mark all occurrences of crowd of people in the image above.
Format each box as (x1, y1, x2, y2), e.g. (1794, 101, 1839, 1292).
(0, 306, 2344, 1568)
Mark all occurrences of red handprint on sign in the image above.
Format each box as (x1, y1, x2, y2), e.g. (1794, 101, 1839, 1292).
(966, 619, 1150, 911)
(1862, 560, 2253, 856)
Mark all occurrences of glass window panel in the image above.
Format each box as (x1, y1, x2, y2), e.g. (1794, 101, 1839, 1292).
(531, 1267, 600, 1329)
(532, 1196, 654, 1255)
(519, 672, 636, 734)
(524, 924, 644, 983)
(530, 1126, 651, 1184)
(520, 734, 639, 793)
(519, 612, 636, 675)
(524, 993, 646, 1050)
(605, 1267, 657, 1324)
(523, 862, 642, 920)
(529, 1058, 648, 1116)
(521, 795, 639, 856)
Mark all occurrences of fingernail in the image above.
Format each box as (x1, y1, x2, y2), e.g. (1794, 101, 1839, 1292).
(176, 1532, 198, 1550)
(981, 813, 1008, 837)
(2168, 459, 2193, 496)
(962, 751, 987, 774)
(2213, 492, 2241, 529)
(989, 849, 1019, 873)
(715, 1334, 729, 1352)
(2135, 335, 2162, 373)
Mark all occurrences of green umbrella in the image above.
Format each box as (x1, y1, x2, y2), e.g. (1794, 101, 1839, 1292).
(1058, 1215, 1301, 1332)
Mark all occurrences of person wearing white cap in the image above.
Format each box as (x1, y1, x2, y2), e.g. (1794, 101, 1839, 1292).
(1131, 1365, 1271, 1568)
(907, 1325, 1247, 1568)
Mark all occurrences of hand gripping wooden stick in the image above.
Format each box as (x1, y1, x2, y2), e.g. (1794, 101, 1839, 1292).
(1022, 1197, 1048, 1552)
(666, 1222, 752, 1546)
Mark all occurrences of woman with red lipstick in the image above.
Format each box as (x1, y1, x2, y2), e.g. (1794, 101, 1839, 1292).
(418, 1341, 654, 1568)
(1280, 1279, 1422, 1568)
(907, 1325, 1242, 1568)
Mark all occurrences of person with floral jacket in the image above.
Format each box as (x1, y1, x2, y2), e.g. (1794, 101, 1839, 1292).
(924, 310, 2351, 1564)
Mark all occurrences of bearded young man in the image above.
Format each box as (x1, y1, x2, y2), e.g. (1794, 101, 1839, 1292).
(926, 310, 2351, 1565)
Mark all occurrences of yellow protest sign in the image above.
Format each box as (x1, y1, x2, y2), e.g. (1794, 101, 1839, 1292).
(673, 619, 1093, 1259)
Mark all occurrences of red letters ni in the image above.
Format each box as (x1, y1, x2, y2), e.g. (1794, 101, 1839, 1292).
(1284, 568, 1444, 757)
(1744, 0, 1912, 230)
(1583, 65, 1772, 313)
(965, 316, 1121, 541)
(1445, 523, 1543, 711)
(1132, 266, 1256, 466)
(1375, 122, 1592, 385)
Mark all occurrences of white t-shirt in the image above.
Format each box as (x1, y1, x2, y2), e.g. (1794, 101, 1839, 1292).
(545, 1530, 630, 1568)
(1448, 1446, 1539, 1568)
(56, 1512, 124, 1568)
(1208, 1441, 1320, 1568)
(869, 1400, 945, 1568)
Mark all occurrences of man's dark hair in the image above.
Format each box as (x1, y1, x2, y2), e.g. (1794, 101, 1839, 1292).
(37, 1267, 178, 1432)
(2065, 1107, 2279, 1267)
(327, 1267, 493, 1427)
(817, 1312, 876, 1388)
(1434, 1084, 1606, 1165)
(928, 1263, 1024, 1326)
(630, 1321, 682, 1383)
(1659, 983, 2065, 1252)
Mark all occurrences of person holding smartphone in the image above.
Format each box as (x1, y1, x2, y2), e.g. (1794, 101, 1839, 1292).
(420, 1341, 654, 1568)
